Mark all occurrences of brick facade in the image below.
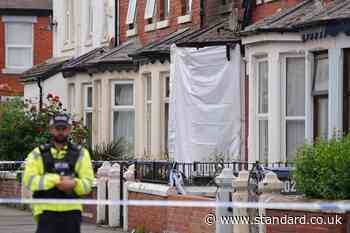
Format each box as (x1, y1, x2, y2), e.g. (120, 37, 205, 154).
(0, 16, 53, 96)
(128, 192, 215, 233)
(0, 176, 21, 198)
(0, 175, 97, 224)
(119, 0, 238, 46)
(252, 0, 303, 23)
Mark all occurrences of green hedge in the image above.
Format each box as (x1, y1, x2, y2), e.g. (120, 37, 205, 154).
(293, 135, 350, 200)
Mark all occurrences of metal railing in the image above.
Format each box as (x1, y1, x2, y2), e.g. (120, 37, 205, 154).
(134, 161, 294, 186)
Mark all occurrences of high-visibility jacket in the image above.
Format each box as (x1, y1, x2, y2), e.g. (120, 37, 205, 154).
(23, 144, 94, 218)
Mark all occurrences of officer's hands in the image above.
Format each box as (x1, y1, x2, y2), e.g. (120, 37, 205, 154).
(56, 176, 76, 193)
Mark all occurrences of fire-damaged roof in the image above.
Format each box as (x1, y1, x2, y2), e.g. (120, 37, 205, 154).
(21, 57, 70, 83)
(131, 19, 239, 62)
(62, 39, 140, 78)
(242, 0, 350, 40)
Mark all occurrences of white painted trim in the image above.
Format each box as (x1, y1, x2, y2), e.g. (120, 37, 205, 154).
(280, 54, 306, 161)
(156, 20, 169, 29)
(328, 48, 343, 138)
(110, 80, 135, 141)
(2, 68, 30, 74)
(127, 182, 170, 196)
(305, 51, 314, 141)
(241, 33, 302, 45)
(2, 16, 37, 23)
(145, 23, 156, 32)
(177, 14, 191, 24)
(126, 28, 137, 37)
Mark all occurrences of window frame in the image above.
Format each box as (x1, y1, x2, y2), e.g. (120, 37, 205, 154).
(256, 57, 269, 164)
(110, 80, 136, 143)
(281, 54, 306, 161)
(83, 84, 93, 147)
(144, 74, 152, 155)
(343, 48, 350, 135)
(4, 22, 34, 71)
(161, 73, 170, 155)
(126, 0, 137, 29)
(312, 52, 329, 139)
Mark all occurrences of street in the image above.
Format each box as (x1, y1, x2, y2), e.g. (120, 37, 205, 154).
(0, 206, 126, 233)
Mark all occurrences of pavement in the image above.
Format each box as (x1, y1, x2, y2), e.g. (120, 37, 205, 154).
(0, 205, 127, 233)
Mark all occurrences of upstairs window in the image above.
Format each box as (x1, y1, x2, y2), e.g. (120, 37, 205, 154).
(159, 0, 169, 21)
(3, 16, 35, 73)
(64, 0, 75, 45)
(181, 0, 192, 15)
(145, 0, 156, 24)
(126, 0, 137, 29)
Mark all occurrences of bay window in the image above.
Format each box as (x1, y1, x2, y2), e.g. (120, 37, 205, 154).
(284, 57, 306, 161)
(313, 53, 329, 139)
(257, 60, 269, 163)
(343, 49, 350, 135)
(84, 85, 93, 147)
(162, 75, 170, 154)
(112, 81, 135, 147)
(144, 75, 152, 155)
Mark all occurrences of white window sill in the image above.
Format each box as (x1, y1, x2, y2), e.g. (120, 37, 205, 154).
(177, 14, 192, 24)
(127, 28, 138, 37)
(61, 43, 75, 52)
(2, 67, 30, 74)
(145, 23, 156, 32)
(157, 20, 169, 29)
(85, 37, 93, 47)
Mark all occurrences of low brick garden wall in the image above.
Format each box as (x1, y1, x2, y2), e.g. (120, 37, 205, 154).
(0, 172, 97, 223)
(128, 191, 215, 233)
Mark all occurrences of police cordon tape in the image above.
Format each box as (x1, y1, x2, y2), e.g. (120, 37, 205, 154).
(0, 198, 350, 212)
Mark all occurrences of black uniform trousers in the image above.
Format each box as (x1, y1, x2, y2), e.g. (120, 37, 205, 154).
(36, 210, 82, 233)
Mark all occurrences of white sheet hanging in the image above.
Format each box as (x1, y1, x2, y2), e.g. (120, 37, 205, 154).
(168, 45, 241, 162)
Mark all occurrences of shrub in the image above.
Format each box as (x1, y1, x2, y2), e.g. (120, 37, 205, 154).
(0, 94, 89, 161)
(293, 135, 350, 199)
(89, 138, 133, 161)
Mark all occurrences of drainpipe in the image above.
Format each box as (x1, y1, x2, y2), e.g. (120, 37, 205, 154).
(200, 0, 205, 28)
(115, 0, 120, 46)
(36, 77, 43, 111)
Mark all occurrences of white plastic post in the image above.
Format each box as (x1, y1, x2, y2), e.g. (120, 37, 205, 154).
(215, 168, 235, 233)
(232, 170, 249, 233)
(108, 163, 121, 227)
(96, 161, 111, 225)
(258, 171, 283, 233)
(123, 164, 135, 232)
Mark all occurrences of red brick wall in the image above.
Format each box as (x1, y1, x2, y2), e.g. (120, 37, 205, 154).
(82, 187, 97, 224)
(252, 0, 303, 23)
(119, 0, 201, 46)
(0, 177, 21, 198)
(128, 192, 215, 233)
(266, 209, 349, 233)
(0, 16, 53, 96)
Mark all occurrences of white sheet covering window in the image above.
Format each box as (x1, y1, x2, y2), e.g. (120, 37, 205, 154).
(285, 57, 305, 160)
(113, 83, 135, 146)
(145, 0, 156, 19)
(6, 22, 33, 69)
(126, 0, 137, 25)
(168, 45, 241, 162)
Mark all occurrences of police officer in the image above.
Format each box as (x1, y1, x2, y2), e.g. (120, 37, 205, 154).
(23, 113, 94, 233)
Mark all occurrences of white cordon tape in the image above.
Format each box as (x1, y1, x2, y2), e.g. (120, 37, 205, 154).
(0, 198, 349, 212)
